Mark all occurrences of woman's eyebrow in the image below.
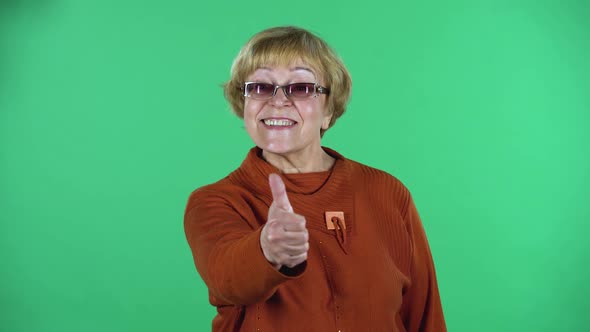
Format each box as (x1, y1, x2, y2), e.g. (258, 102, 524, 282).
(255, 66, 313, 74)
(290, 66, 314, 74)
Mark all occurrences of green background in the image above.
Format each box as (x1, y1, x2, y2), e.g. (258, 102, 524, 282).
(1, 0, 589, 331)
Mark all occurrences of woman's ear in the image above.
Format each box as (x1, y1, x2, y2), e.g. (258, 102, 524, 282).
(321, 110, 333, 130)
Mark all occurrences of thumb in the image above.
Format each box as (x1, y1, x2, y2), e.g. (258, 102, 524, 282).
(269, 173, 293, 213)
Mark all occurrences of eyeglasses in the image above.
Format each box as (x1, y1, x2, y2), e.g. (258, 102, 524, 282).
(242, 82, 330, 100)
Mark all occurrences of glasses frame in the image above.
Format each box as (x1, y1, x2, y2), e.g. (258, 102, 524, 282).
(242, 82, 330, 100)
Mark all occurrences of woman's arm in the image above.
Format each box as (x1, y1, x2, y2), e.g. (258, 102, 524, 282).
(184, 187, 305, 306)
(400, 193, 447, 332)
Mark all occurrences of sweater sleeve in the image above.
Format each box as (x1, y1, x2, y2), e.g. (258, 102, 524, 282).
(184, 187, 306, 306)
(400, 193, 447, 332)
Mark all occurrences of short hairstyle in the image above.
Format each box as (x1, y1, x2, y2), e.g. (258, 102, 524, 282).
(223, 26, 352, 136)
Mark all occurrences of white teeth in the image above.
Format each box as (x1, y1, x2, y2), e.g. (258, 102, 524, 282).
(264, 119, 295, 126)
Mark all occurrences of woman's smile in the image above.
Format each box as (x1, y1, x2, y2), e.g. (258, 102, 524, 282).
(261, 117, 298, 130)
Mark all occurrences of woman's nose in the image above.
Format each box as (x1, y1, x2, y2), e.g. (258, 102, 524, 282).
(269, 87, 292, 107)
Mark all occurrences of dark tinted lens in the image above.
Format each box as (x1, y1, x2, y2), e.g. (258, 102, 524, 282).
(286, 83, 315, 98)
(246, 83, 274, 98)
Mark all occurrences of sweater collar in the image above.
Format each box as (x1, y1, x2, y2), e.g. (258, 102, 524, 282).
(229, 146, 349, 199)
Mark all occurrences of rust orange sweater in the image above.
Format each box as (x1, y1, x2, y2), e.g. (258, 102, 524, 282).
(184, 147, 446, 331)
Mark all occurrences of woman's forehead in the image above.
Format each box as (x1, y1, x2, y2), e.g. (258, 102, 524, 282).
(247, 62, 319, 81)
(254, 65, 314, 75)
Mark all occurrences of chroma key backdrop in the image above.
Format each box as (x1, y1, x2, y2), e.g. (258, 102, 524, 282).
(1, 1, 588, 331)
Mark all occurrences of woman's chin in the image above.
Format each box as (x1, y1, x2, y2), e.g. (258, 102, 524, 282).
(258, 142, 298, 155)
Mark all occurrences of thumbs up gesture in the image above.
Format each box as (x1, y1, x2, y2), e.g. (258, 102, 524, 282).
(260, 173, 309, 269)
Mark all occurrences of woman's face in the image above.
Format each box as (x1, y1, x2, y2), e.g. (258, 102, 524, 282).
(243, 62, 332, 156)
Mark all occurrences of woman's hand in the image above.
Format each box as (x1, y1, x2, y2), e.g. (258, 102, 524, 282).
(260, 173, 309, 269)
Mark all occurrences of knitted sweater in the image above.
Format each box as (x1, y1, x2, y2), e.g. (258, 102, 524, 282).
(184, 147, 446, 332)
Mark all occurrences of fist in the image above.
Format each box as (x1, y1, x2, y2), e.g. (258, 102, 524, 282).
(260, 173, 309, 269)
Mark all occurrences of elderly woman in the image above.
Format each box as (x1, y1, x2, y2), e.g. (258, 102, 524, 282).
(184, 26, 446, 331)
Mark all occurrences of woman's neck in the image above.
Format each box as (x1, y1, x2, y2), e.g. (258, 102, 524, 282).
(261, 146, 335, 174)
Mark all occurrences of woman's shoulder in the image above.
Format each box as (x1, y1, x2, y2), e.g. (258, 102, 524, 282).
(343, 158, 414, 217)
(345, 158, 409, 193)
(327, 148, 396, 181)
(184, 175, 252, 215)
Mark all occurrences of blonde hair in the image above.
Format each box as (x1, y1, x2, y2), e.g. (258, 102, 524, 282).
(223, 26, 352, 136)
